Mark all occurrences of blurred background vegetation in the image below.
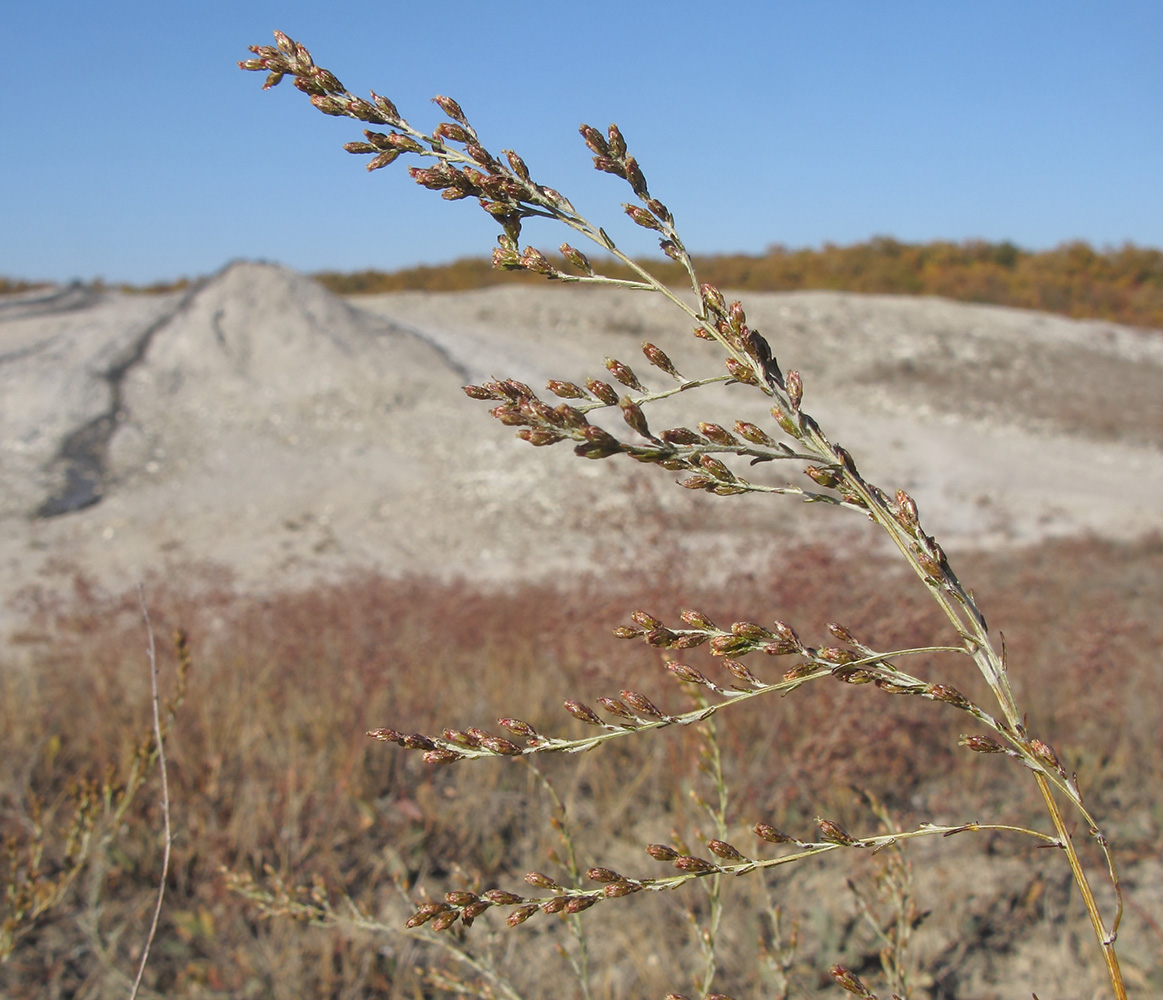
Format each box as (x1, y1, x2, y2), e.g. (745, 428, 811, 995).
(5, 238, 1163, 331)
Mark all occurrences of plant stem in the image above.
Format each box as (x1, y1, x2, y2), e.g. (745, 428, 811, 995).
(1033, 774, 1126, 999)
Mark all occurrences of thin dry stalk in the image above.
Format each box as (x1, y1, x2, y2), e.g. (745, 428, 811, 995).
(128, 585, 172, 1000)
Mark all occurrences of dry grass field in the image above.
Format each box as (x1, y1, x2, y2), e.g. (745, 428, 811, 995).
(2, 533, 1162, 998)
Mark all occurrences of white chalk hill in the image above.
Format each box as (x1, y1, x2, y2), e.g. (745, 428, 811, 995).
(2, 260, 1162, 640)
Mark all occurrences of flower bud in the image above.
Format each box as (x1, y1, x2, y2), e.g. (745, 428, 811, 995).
(674, 855, 718, 873)
(620, 690, 664, 718)
(731, 621, 774, 641)
(586, 867, 622, 883)
(369, 90, 401, 122)
(446, 890, 479, 906)
(433, 94, 468, 123)
(579, 124, 609, 156)
(816, 818, 859, 846)
(625, 204, 662, 231)
(646, 844, 678, 860)
(560, 243, 594, 274)
(507, 904, 540, 926)
(642, 342, 681, 378)
(564, 701, 603, 726)
(597, 697, 635, 720)
(483, 889, 525, 905)
(829, 965, 873, 996)
(667, 663, 710, 685)
(754, 823, 794, 844)
(697, 422, 738, 446)
(960, 734, 1005, 753)
(786, 370, 803, 410)
(546, 379, 587, 399)
(504, 148, 531, 180)
(733, 421, 775, 446)
(699, 454, 735, 481)
(620, 397, 652, 439)
(584, 378, 620, 406)
(680, 608, 717, 630)
(624, 156, 648, 196)
(706, 840, 745, 861)
(604, 357, 646, 391)
(524, 872, 561, 890)
(606, 123, 627, 158)
(661, 427, 706, 445)
(926, 684, 972, 710)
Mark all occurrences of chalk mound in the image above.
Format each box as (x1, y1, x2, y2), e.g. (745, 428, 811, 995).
(0, 261, 468, 519)
(3, 268, 1163, 644)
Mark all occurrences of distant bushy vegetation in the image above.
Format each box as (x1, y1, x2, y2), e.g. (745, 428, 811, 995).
(314, 238, 1163, 330)
(0, 277, 52, 295)
(5, 239, 1161, 330)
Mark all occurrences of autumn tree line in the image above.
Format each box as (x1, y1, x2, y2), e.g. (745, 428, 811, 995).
(5, 239, 1162, 330)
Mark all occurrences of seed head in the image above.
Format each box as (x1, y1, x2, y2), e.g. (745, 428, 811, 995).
(706, 839, 745, 861)
(406, 901, 451, 927)
(960, 734, 1006, 753)
(560, 243, 594, 274)
(642, 342, 682, 379)
(786, 370, 804, 410)
(817, 818, 860, 846)
(564, 700, 603, 726)
(620, 397, 653, 439)
(698, 422, 739, 446)
(598, 696, 636, 720)
(926, 684, 972, 710)
(483, 889, 525, 905)
(624, 156, 648, 197)
(674, 855, 718, 873)
(620, 690, 664, 718)
(734, 421, 776, 446)
(606, 123, 627, 158)
(680, 608, 718, 630)
(723, 658, 761, 686)
(586, 867, 623, 883)
(579, 124, 609, 156)
(446, 890, 479, 906)
(829, 966, 875, 997)
(565, 895, 599, 913)
(584, 378, 620, 406)
(524, 872, 562, 890)
(725, 357, 760, 385)
(507, 904, 540, 926)
(432, 94, 468, 123)
(604, 357, 646, 391)
(755, 823, 795, 844)
(667, 662, 710, 686)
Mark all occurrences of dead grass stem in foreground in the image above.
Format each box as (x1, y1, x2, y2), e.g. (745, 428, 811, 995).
(235, 30, 1151, 998)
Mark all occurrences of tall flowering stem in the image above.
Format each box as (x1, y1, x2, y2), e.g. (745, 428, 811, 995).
(242, 32, 1127, 998)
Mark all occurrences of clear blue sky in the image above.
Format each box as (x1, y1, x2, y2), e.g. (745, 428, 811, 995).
(4, 1, 1161, 285)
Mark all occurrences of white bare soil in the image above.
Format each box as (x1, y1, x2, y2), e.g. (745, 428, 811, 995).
(2, 261, 1161, 639)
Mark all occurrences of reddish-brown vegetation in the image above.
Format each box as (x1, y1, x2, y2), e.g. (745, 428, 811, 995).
(2, 536, 1160, 996)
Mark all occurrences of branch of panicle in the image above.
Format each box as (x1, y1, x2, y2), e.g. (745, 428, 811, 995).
(402, 817, 1059, 934)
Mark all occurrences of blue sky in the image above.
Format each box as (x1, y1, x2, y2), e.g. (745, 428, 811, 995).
(4, 1, 1161, 285)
